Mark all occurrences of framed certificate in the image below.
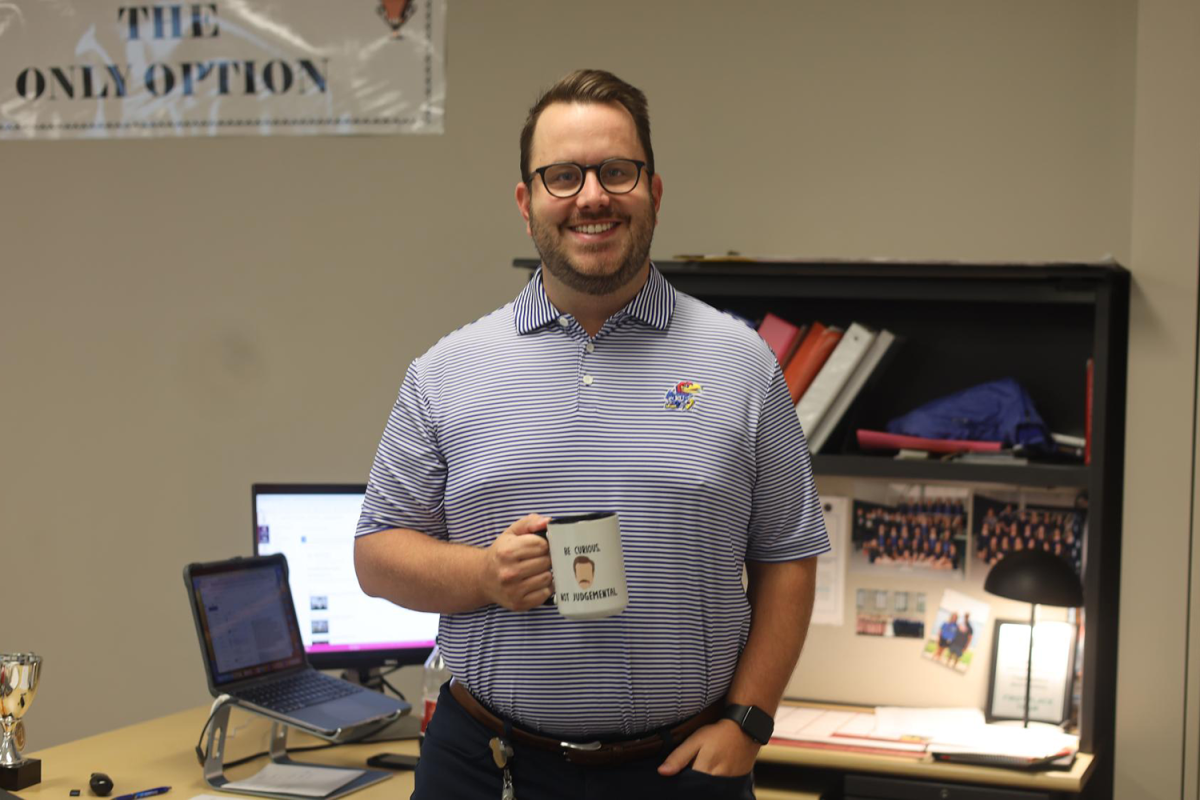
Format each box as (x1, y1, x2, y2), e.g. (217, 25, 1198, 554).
(986, 620, 1077, 724)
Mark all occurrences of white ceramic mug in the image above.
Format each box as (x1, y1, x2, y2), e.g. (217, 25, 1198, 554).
(540, 513, 628, 620)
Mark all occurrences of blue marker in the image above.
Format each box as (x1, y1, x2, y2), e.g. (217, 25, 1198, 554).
(113, 788, 170, 800)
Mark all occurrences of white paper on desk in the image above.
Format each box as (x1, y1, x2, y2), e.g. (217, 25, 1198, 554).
(931, 724, 1079, 759)
(833, 714, 879, 738)
(773, 708, 925, 752)
(221, 762, 366, 797)
(872, 706, 987, 741)
(799, 709, 860, 739)
(773, 705, 826, 736)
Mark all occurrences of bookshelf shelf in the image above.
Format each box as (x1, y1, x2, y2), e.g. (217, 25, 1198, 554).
(811, 454, 1090, 488)
(513, 257, 1128, 800)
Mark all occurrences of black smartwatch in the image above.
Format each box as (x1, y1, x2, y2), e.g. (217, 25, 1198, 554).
(722, 704, 774, 745)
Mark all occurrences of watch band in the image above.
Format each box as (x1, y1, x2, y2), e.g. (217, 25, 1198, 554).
(722, 703, 774, 745)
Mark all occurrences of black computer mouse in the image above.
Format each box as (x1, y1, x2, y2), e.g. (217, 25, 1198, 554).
(89, 773, 113, 797)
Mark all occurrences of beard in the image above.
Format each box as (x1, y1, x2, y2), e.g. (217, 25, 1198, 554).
(530, 202, 656, 297)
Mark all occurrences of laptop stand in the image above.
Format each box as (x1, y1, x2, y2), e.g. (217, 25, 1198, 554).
(202, 696, 395, 800)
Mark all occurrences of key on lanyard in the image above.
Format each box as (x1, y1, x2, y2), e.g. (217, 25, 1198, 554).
(489, 737, 515, 800)
(489, 736, 514, 768)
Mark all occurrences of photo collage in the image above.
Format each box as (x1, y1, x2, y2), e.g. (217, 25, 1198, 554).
(833, 484, 1086, 676)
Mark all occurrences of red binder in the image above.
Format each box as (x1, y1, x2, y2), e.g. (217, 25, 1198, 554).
(1085, 358, 1094, 465)
(756, 313, 807, 367)
(856, 429, 1003, 454)
(783, 322, 843, 403)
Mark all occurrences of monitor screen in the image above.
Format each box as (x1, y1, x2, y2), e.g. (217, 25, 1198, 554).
(253, 483, 438, 671)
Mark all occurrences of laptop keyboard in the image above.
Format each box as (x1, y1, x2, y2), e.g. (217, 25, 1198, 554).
(237, 671, 363, 714)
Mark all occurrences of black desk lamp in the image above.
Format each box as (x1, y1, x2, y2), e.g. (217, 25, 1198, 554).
(983, 549, 1084, 728)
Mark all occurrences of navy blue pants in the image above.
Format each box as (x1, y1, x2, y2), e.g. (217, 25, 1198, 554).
(411, 683, 755, 800)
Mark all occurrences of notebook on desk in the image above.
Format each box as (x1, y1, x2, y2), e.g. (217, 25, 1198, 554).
(183, 553, 410, 737)
(930, 749, 1077, 770)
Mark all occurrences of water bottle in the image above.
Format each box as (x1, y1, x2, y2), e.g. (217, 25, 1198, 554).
(421, 644, 450, 734)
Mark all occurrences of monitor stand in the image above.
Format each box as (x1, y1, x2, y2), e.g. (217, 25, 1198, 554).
(340, 666, 388, 691)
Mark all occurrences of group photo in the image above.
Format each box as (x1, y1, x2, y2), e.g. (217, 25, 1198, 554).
(972, 494, 1086, 576)
(850, 488, 968, 580)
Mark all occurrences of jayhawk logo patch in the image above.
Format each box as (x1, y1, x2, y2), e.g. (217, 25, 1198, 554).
(664, 381, 702, 411)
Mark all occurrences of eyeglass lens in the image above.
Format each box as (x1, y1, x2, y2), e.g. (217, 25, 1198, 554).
(542, 160, 640, 197)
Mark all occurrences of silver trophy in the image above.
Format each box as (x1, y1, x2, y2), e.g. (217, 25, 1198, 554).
(0, 653, 42, 790)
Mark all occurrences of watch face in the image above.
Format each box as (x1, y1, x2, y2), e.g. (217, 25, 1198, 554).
(744, 706, 773, 744)
(725, 704, 774, 745)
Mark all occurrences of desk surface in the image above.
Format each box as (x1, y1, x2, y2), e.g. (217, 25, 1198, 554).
(761, 700, 1095, 794)
(23, 705, 1094, 799)
(759, 739, 1093, 793)
(24, 706, 420, 800)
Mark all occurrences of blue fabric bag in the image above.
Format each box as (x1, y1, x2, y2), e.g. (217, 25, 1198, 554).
(885, 378, 1053, 451)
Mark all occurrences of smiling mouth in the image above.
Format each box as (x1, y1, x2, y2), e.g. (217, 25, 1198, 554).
(569, 222, 618, 235)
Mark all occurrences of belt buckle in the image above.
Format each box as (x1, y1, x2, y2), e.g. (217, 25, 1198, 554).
(560, 739, 602, 751)
(560, 739, 603, 760)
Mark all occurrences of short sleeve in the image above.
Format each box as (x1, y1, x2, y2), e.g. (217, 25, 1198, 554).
(745, 363, 831, 561)
(356, 359, 449, 540)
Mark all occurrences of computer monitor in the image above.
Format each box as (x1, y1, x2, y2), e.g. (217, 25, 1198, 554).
(252, 483, 438, 678)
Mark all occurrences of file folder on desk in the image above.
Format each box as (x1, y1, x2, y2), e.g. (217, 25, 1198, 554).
(930, 749, 1076, 770)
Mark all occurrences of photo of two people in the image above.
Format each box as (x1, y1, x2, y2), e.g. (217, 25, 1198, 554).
(922, 589, 992, 674)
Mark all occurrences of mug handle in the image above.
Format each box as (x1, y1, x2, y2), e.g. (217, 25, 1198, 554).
(532, 530, 556, 606)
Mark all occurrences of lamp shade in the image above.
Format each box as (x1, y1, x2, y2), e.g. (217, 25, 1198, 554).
(983, 548, 1084, 607)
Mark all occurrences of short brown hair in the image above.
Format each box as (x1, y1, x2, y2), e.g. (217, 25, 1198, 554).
(520, 69, 654, 182)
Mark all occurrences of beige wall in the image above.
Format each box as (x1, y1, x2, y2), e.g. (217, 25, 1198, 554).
(1123, 2, 1200, 799)
(7, 1, 1194, 796)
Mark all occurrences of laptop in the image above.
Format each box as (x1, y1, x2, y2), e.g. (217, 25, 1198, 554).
(183, 553, 410, 737)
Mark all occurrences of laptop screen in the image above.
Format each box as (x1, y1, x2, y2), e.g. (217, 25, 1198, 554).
(188, 557, 307, 687)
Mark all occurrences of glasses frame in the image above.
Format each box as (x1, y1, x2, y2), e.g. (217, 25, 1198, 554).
(529, 158, 648, 198)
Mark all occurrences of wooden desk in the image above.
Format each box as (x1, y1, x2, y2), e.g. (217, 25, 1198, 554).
(757, 741, 1094, 797)
(22, 706, 420, 800)
(22, 706, 1093, 800)
(756, 701, 1095, 798)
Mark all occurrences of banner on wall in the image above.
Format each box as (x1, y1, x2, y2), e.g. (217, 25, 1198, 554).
(0, 0, 445, 139)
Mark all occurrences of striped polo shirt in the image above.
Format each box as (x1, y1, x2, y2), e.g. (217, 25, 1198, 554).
(357, 264, 829, 737)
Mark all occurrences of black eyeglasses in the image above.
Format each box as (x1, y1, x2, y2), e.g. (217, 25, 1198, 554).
(529, 158, 648, 198)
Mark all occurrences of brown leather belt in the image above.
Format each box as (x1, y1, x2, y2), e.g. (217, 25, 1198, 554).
(448, 679, 723, 766)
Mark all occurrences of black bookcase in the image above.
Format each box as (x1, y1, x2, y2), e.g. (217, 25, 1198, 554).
(514, 258, 1128, 798)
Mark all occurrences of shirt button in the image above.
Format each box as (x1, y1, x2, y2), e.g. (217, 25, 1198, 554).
(558, 317, 569, 327)
(582, 375, 594, 386)
(585, 343, 595, 353)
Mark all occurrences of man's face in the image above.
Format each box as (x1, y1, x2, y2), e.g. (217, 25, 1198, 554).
(516, 102, 663, 296)
(574, 561, 594, 589)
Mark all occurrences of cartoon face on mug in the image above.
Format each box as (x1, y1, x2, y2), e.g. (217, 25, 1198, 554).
(573, 556, 596, 589)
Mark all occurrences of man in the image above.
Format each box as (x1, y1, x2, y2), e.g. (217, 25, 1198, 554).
(949, 612, 974, 668)
(573, 555, 596, 589)
(354, 69, 829, 799)
(936, 612, 958, 661)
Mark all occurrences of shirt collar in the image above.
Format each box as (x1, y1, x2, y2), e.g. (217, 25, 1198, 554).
(513, 263, 676, 335)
